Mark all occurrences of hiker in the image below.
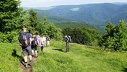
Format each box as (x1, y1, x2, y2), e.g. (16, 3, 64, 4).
(37, 35, 44, 52)
(31, 32, 38, 58)
(18, 26, 33, 67)
(42, 35, 46, 47)
(46, 34, 50, 47)
(65, 35, 71, 52)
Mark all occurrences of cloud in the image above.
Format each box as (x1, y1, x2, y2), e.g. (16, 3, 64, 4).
(20, 0, 127, 7)
(21, 0, 59, 7)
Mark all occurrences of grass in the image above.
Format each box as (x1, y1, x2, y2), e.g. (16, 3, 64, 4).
(33, 40, 127, 72)
(0, 40, 127, 72)
(0, 43, 22, 72)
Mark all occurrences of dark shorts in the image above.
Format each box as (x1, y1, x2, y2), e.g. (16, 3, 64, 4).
(31, 45, 37, 50)
(22, 46, 32, 56)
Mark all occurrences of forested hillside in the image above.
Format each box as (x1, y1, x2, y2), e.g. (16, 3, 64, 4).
(24, 3, 127, 26)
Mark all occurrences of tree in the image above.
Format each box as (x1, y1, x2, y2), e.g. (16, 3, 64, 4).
(38, 16, 63, 40)
(62, 27, 73, 36)
(100, 20, 127, 51)
(0, 0, 23, 33)
(105, 21, 114, 35)
(0, 0, 28, 43)
(29, 9, 40, 32)
(113, 20, 127, 50)
(62, 27, 100, 45)
(100, 22, 114, 50)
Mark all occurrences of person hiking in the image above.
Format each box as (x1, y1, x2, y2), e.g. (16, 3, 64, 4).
(42, 35, 46, 47)
(31, 32, 38, 58)
(37, 35, 44, 52)
(18, 26, 33, 67)
(46, 34, 50, 47)
(65, 35, 71, 52)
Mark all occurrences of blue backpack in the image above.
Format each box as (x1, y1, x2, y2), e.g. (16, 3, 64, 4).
(18, 32, 28, 47)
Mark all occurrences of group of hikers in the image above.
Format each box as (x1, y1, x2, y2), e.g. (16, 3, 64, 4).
(18, 26, 50, 67)
(18, 26, 71, 67)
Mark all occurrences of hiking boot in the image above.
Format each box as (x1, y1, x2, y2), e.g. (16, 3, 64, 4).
(29, 60, 33, 66)
(32, 55, 35, 58)
(25, 62, 29, 68)
(34, 55, 38, 58)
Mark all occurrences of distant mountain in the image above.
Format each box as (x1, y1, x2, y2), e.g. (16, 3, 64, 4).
(24, 3, 127, 26)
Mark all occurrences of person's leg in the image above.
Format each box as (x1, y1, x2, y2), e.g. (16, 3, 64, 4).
(47, 41, 50, 46)
(22, 48, 28, 67)
(41, 46, 44, 52)
(31, 46, 35, 57)
(32, 50, 34, 56)
(66, 42, 69, 52)
(26, 46, 32, 62)
(49, 41, 50, 46)
(44, 41, 46, 47)
(66, 42, 68, 52)
(68, 43, 69, 52)
(22, 49, 27, 62)
(35, 46, 38, 57)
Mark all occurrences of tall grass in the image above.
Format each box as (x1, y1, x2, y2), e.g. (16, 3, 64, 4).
(0, 43, 22, 72)
(0, 40, 127, 72)
(33, 40, 127, 72)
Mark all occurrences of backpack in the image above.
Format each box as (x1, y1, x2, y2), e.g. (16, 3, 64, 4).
(37, 38, 43, 47)
(18, 32, 28, 47)
(68, 36, 71, 42)
(65, 36, 71, 42)
(46, 36, 50, 41)
(31, 37, 37, 46)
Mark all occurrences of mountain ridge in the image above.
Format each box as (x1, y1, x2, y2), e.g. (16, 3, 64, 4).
(24, 3, 127, 26)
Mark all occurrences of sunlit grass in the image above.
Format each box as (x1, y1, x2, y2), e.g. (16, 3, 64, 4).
(0, 40, 127, 72)
(0, 43, 22, 72)
(33, 40, 127, 72)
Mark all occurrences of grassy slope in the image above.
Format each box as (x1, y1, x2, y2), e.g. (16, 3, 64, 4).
(0, 40, 127, 72)
(0, 43, 22, 72)
(33, 40, 127, 72)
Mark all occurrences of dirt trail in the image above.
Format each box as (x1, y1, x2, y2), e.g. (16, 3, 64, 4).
(20, 57, 37, 72)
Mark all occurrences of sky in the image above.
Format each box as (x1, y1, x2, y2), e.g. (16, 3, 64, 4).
(20, 0, 127, 7)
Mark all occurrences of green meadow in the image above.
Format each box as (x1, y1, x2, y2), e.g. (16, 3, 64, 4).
(0, 40, 127, 72)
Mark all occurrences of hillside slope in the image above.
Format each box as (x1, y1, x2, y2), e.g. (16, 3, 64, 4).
(33, 40, 127, 72)
(24, 3, 127, 26)
(0, 40, 127, 72)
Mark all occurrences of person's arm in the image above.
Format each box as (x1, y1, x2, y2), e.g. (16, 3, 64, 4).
(26, 33, 32, 45)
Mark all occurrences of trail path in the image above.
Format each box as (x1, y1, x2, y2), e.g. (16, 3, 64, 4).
(20, 57, 37, 72)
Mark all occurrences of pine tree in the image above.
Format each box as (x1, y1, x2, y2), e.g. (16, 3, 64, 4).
(113, 20, 127, 50)
(29, 9, 40, 32)
(100, 20, 127, 51)
(0, 0, 23, 33)
(100, 22, 114, 50)
(38, 16, 63, 40)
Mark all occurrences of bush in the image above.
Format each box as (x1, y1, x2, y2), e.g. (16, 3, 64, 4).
(0, 31, 18, 43)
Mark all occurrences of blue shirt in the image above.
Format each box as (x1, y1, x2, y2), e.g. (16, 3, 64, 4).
(22, 32, 31, 46)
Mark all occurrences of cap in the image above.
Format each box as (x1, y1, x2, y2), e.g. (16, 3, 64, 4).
(22, 26, 27, 29)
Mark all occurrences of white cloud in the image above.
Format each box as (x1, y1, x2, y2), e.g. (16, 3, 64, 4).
(20, 0, 63, 7)
(20, 0, 127, 7)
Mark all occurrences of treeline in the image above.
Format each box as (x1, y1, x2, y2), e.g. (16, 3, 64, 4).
(0, 0, 63, 43)
(62, 27, 101, 46)
(99, 20, 127, 51)
(62, 20, 127, 51)
(55, 22, 94, 29)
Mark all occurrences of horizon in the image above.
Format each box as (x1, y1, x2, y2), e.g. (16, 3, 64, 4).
(20, 0, 127, 7)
